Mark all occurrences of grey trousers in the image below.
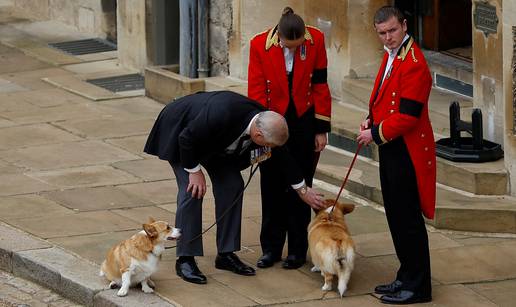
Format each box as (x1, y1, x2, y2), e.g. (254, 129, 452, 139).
(170, 159, 244, 256)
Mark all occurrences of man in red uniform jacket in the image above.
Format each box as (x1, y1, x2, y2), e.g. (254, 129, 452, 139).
(357, 6, 435, 305)
(248, 7, 331, 270)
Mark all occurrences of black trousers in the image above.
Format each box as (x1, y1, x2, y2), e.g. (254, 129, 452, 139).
(259, 107, 316, 258)
(170, 155, 244, 256)
(379, 137, 431, 296)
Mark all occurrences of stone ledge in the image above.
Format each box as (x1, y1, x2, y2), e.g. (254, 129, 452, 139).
(316, 148, 516, 234)
(94, 290, 176, 307)
(12, 247, 104, 305)
(0, 221, 177, 306)
(0, 222, 51, 272)
(329, 99, 508, 195)
(145, 65, 205, 104)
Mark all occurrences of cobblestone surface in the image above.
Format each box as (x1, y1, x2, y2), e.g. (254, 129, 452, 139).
(0, 271, 82, 307)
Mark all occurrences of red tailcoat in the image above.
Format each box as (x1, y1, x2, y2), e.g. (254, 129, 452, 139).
(369, 37, 436, 219)
(248, 25, 331, 132)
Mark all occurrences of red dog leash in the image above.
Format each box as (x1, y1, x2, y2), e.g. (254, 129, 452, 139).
(330, 143, 363, 214)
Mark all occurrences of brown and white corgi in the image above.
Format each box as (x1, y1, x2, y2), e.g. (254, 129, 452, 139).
(308, 200, 355, 297)
(100, 217, 181, 296)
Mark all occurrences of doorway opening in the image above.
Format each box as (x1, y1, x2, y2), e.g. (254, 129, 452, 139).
(101, 0, 117, 44)
(395, 0, 472, 62)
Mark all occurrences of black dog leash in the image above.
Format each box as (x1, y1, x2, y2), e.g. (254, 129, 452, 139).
(165, 163, 259, 250)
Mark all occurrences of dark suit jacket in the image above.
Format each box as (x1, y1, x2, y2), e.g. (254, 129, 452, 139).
(144, 91, 303, 184)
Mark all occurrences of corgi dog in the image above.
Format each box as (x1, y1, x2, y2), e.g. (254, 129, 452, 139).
(308, 199, 355, 297)
(100, 217, 181, 296)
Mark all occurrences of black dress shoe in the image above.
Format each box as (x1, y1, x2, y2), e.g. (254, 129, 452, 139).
(381, 290, 432, 305)
(257, 253, 281, 268)
(375, 280, 403, 294)
(176, 258, 207, 284)
(281, 255, 306, 270)
(215, 253, 256, 276)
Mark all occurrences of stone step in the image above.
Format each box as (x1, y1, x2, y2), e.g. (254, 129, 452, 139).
(329, 100, 508, 195)
(316, 147, 516, 234)
(144, 72, 508, 196)
(341, 77, 473, 137)
(424, 50, 473, 97)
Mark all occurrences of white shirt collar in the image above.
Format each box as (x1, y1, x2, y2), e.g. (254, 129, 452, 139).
(245, 114, 259, 135)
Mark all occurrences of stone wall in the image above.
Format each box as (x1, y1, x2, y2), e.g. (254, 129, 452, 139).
(472, 0, 504, 144)
(229, 0, 304, 80)
(13, 0, 116, 40)
(304, 0, 387, 99)
(503, 0, 516, 195)
(227, 0, 387, 99)
(210, 0, 232, 76)
(117, 0, 147, 71)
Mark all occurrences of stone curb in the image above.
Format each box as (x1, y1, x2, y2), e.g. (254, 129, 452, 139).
(0, 222, 177, 306)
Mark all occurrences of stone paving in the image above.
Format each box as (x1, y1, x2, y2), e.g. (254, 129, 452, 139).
(1, 6, 516, 307)
(0, 270, 80, 307)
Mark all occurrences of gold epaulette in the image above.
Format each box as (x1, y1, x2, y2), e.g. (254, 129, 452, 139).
(397, 37, 417, 62)
(265, 27, 279, 50)
(265, 25, 315, 50)
(304, 26, 315, 45)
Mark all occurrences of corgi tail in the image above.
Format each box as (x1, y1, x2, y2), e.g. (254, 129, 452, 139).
(336, 245, 355, 269)
(337, 247, 355, 297)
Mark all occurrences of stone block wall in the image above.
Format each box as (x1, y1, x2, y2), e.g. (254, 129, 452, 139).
(13, 0, 116, 41)
(210, 0, 232, 76)
(227, 0, 386, 100)
(472, 0, 504, 144)
(503, 0, 516, 195)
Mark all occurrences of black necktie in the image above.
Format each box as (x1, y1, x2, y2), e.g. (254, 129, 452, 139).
(234, 135, 251, 154)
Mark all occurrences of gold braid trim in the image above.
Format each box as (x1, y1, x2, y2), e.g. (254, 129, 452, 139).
(265, 27, 279, 51)
(397, 37, 414, 61)
(315, 114, 331, 122)
(379, 122, 387, 144)
(266, 25, 315, 50)
(410, 48, 418, 63)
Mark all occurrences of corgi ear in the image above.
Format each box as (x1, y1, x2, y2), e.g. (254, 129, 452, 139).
(148, 216, 156, 224)
(143, 223, 158, 239)
(337, 202, 355, 214)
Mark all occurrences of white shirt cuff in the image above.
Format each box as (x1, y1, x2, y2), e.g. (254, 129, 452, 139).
(184, 165, 201, 173)
(291, 180, 306, 190)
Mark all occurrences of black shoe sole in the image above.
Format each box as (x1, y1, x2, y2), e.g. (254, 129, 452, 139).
(257, 257, 281, 268)
(375, 289, 401, 295)
(380, 296, 432, 305)
(176, 270, 208, 284)
(215, 263, 256, 276)
(257, 262, 273, 268)
(281, 262, 306, 270)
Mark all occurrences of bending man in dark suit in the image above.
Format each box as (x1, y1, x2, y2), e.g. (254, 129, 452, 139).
(144, 91, 324, 284)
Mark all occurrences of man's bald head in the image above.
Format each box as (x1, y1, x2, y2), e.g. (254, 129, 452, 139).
(251, 111, 289, 147)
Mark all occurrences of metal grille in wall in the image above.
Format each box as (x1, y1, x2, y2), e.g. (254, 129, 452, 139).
(48, 38, 117, 56)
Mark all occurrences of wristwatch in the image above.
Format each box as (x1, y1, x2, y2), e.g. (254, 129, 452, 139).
(297, 185, 307, 195)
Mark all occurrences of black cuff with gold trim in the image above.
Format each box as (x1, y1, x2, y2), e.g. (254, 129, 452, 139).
(371, 124, 383, 145)
(315, 118, 331, 133)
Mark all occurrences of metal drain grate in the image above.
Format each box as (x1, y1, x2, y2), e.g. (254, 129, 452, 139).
(49, 38, 117, 55)
(86, 74, 144, 92)
(435, 73, 473, 98)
